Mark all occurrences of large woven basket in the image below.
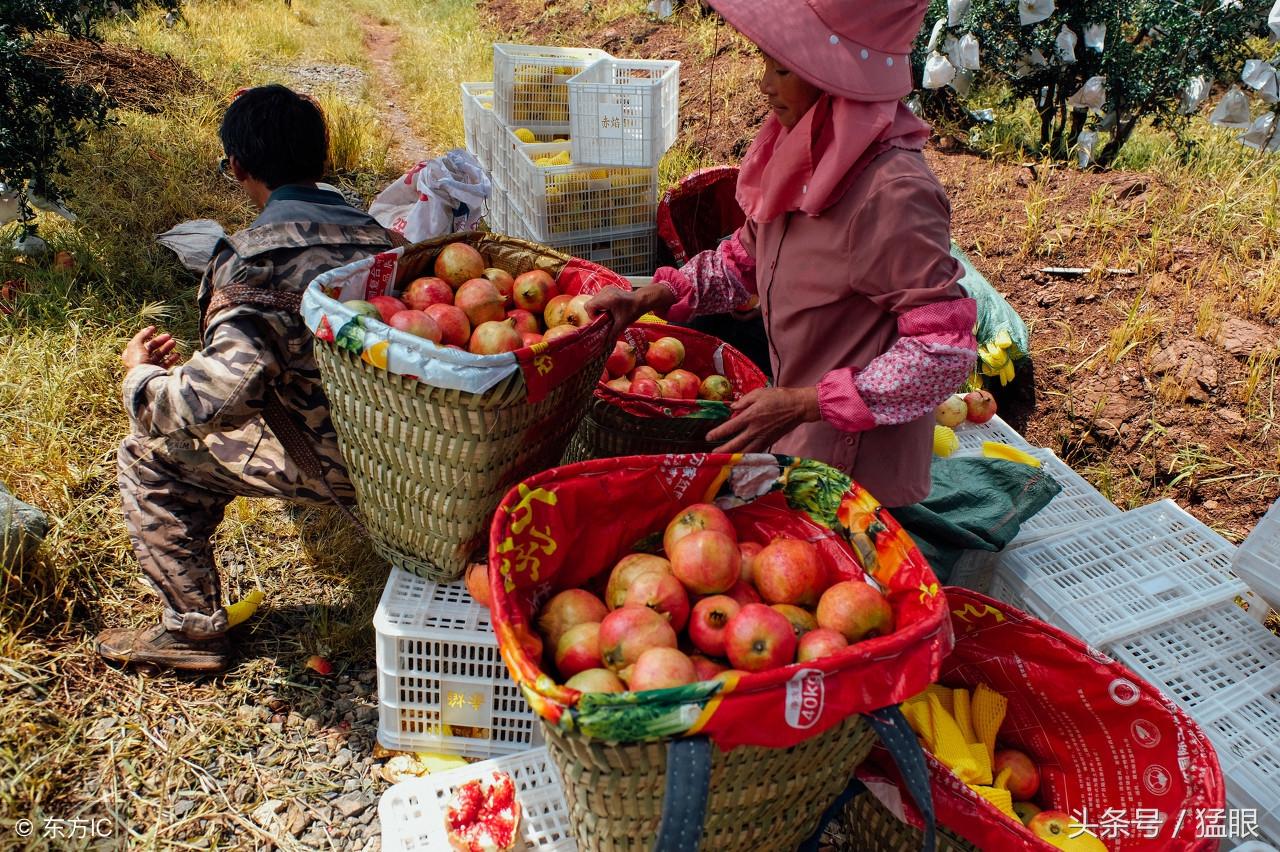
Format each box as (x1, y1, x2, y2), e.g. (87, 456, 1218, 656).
(543, 715, 876, 851)
(562, 323, 767, 463)
(311, 233, 618, 581)
(836, 791, 975, 852)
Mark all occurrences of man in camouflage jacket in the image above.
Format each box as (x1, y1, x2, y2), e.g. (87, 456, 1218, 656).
(98, 86, 397, 673)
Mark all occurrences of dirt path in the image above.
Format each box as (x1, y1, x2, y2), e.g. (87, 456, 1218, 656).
(360, 17, 432, 167)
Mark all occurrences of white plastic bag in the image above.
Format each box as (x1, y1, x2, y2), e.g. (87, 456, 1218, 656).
(1084, 23, 1106, 52)
(950, 69, 975, 96)
(1179, 76, 1211, 115)
(1019, 0, 1054, 27)
(923, 52, 957, 90)
(1013, 49, 1048, 78)
(927, 18, 947, 52)
(1210, 86, 1253, 128)
(1076, 130, 1098, 168)
(1240, 112, 1280, 152)
(646, 0, 674, 18)
(1270, 0, 1280, 39)
(0, 184, 20, 226)
(1067, 76, 1107, 114)
(369, 149, 491, 243)
(1056, 25, 1078, 63)
(948, 0, 971, 27)
(950, 33, 981, 71)
(1243, 59, 1280, 104)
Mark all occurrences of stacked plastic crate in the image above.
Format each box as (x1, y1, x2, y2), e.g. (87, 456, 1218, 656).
(461, 44, 680, 276)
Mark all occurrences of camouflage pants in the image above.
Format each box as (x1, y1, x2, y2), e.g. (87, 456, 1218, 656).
(117, 430, 353, 639)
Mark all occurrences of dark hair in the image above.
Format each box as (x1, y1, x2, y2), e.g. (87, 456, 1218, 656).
(218, 84, 328, 188)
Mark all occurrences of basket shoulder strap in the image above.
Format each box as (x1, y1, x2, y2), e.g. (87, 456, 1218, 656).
(654, 737, 712, 852)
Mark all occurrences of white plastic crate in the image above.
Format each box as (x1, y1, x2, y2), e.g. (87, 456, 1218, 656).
(1234, 498, 1280, 611)
(374, 566, 537, 759)
(1016, 449, 1121, 544)
(504, 206, 655, 276)
(509, 142, 657, 242)
(991, 500, 1248, 646)
(568, 58, 679, 167)
(1102, 598, 1280, 712)
(1192, 676, 1280, 846)
(490, 123, 570, 202)
(952, 414, 1032, 452)
(461, 82, 496, 169)
(494, 44, 609, 127)
(380, 747, 575, 852)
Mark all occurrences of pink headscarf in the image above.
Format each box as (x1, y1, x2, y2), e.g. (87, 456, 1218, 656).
(736, 95, 930, 224)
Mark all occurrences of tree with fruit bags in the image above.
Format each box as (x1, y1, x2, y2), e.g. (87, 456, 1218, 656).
(913, 0, 1269, 166)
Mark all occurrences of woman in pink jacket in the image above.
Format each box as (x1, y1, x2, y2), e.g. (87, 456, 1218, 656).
(590, 0, 978, 508)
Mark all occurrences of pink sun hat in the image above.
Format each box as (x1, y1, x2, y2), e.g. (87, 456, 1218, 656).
(706, 0, 929, 101)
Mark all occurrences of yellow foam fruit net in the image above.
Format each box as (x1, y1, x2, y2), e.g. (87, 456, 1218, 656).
(902, 683, 1020, 822)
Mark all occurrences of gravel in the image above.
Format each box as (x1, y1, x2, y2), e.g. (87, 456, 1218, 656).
(264, 63, 369, 100)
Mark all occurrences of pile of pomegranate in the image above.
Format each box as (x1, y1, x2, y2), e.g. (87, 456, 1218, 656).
(342, 241, 595, 356)
(468, 503, 894, 693)
(601, 337, 734, 402)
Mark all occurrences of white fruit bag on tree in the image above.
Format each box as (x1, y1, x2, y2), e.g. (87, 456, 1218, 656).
(1067, 76, 1107, 114)
(923, 51, 957, 89)
(369, 149, 491, 243)
(927, 17, 947, 52)
(1240, 112, 1280, 152)
(1180, 76, 1211, 114)
(948, 0, 971, 27)
(950, 33, 981, 71)
(1013, 49, 1048, 78)
(1075, 130, 1098, 168)
(1084, 23, 1106, 51)
(0, 184, 19, 225)
(950, 69, 975, 96)
(1270, 0, 1280, 39)
(1210, 85, 1254, 128)
(1019, 0, 1054, 27)
(647, 0, 674, 18)
(1243, 59, 1280, 103)
(1056, 25, 1078, 63)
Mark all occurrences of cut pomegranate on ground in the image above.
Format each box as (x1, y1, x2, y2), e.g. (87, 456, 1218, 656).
(444, 770, 521, 852)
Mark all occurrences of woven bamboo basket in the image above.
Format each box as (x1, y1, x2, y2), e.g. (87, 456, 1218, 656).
(542, 714, 877, 852)
(562, 323, 767, 463)
(311, 233, 618, 581)
(837, 791, 976, 851)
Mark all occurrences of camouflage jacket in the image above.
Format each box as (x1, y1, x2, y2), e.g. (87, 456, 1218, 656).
(123, 186, 394, 497)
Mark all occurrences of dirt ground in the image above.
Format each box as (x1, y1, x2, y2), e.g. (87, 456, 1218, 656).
(26, 37, 207, 112)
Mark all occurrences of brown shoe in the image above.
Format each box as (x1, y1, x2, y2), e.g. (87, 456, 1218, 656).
(97, 623, 229, 673)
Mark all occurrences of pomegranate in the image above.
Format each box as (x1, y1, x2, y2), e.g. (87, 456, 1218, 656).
(725, 579, 762, 607)
(753, 538, 828, 606)
(554, 622, 603, 679)
(565, 667, 625, 693)
(670, 530, 740, 595)
(368, 294, 407, 323)
(604, 554, 672, 610)
(599, 606, 678, 672)
(424, 304, 471, 347)
(646, 336, 685, 373)
(521, 332, 544, 347)
(688, 595, 741, 658)
(468, 320, 522, 355)
(513, 270, 557, 313)
(344, 299, 380, 318)
(541, 324, 577, 343)
(796, 627, 848, 662)
(771, 603, 818, 639)
(724, 603, 797, 672)
(623, 571, 691, 632)
(689, 655, 728, 681)
(964, 390, 998, 424)
(699, 374, 733, 402)
(465, 562, 492, 608)
(506, 309, 540, 335)
(934, 394, 969, 428)
(305, 654, 333, 676)
(630, 377, 662, 397)
(537, 589, 608, 647)
(816, 581, 894, 643)
(444, 770, 521, 852)
(629, 365, 660, 383)
(994, 749, 1040, 799)
(657, 378, 683, 399)
(434, 242, 486, 288)
(664, 369, 701, 400)
(403, 276, 453, 310)
(564, 294, 593, 327)
(663, 503, 736, 555)
(605, 376, 631, 393)
(455, 279, 506, 327)
(606, 340, 638, 377)
(543, 294, 574, 328)
(738, 541, 763, 585)
(628, 647, 696, 691)
(389, 309, 442, 342)
(482, 267, 515, 306)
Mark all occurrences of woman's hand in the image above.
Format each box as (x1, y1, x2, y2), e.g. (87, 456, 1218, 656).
(122, 326, 181, 370)
(706, 386, 821, 454)
(586, 283, 676, 333)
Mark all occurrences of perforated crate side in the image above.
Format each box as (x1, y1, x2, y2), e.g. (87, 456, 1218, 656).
(493, 43, 609, 127)
(1102, 598, 1280, 712)
(379, 747, 574, 852)
(1014, 449, 1121, 544)
(491, 123, 570, 204)
(1191, 677, 1280, 847)
(510, 141, 658, 243)
(568, 58, 680, 167)
(1233, 499, 1280, 610)
(461, 82, 495, 167)
(953, 415, 1032, 452)
(537, 223, 656, 277)
(996, 500, 1248, 646)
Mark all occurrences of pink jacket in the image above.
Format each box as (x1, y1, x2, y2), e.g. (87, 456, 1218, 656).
(656, 148, 977, 506)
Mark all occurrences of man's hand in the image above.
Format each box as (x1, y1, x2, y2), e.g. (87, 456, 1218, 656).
(122, 326, 181, 371)
(587, 283, 676, 333)
(705, 386, 821, 454)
